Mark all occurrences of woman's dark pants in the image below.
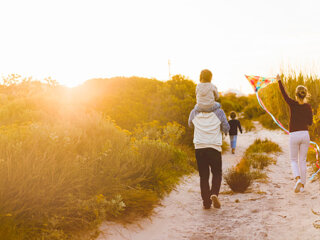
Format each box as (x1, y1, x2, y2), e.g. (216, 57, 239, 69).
(195, 148, 222, 208)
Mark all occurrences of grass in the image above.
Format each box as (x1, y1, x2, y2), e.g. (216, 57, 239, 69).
(222, 139, 229, 153)
(224, 168, 252, 193)
(245, 138, 282, 155)
(245, 153, 276, 170)
(226, 138, 280, 193)
(239, 118, 256, 132)
(249, 170, 268, 180)
(0, 113, 195, 239)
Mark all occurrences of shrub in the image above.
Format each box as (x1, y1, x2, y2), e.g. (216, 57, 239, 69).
(258, 114, 278, 130)
(235, 157, 250, 173)
(0, 113, 193, 239)
(243, 103, 264, 119)
(224, 168, 252, 193)
(245, 153, 276, 170)
(239, 118, 256, 132)
(245, 138, 282, 155)
(249, 170, 268, 180)
(222, 139, 229, 153)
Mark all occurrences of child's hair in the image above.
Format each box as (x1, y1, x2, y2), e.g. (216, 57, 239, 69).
(230, 111, 236, 119)
(200, 69, 212, 83)
(295, 85, 309, 102)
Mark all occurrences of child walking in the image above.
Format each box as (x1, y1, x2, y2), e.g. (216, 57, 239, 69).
(228, 111, 242, 154)
(277, 74, 313, 193)
(195, 69, 219, 112)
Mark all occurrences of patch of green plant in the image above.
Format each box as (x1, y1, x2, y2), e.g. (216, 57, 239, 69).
(240, 118, 256, 132)
(258, 114, 278, 130)
(245, 138, 282, 155)
(222, 139, 229, 154)
(245, 153, 276, 170)
(224, 168, 252, 193)
(249, 170, 268, 180)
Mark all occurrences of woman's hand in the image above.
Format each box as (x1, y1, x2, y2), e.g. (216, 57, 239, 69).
(276, 74, 281, 82)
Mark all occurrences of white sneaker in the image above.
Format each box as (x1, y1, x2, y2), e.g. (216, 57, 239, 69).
(300, 187, 304, 193)
(294, 179, 302, 193)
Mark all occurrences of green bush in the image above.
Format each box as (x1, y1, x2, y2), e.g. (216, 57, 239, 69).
(245, 138, 282, 155)
(224, 168, 252, 193)
(239, 118, 256, 132)
(243, 103, 264, 119)
(0, 113, 193, 239)
(245, 153, 276, 170)
(249, 170, 268, 180)
(258, 114, 278, 130)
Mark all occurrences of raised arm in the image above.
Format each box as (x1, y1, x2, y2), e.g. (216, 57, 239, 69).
(277, 75, 295, 105)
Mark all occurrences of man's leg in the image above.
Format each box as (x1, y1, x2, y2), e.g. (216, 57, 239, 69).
(195, 148, 211, 208)
(209, 148, 222, 197)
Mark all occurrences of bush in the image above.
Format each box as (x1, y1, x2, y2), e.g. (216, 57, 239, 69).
(245, 153, 276, 170)
(249, 170, 268, 180)
(0, 113, 193, 239)
(222, 139, 229, 153)
(245, 138, 282, 155)
(224, 168, 252, 193)
(239, 118, 256, 132)
(258, 114, 278, 130)
(243, 103, 264, 119)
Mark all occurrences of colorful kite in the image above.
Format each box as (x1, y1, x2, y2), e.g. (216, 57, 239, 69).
(245, 75, 320, 180)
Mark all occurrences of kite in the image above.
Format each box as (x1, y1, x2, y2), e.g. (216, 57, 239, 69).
(245, 75, 320, 181)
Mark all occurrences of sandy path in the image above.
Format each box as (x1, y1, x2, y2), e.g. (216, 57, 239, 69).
(98, 123, 320, 240)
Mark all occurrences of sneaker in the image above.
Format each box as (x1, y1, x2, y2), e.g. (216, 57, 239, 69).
(294, 179, 302, 193)
(210, 195, 221, 208)
(300, 187, 304, 193)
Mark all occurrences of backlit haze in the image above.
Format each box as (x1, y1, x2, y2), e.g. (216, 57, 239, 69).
(0, 0, 320, 94)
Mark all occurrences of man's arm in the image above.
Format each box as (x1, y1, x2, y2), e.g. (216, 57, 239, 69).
(214, 109, 230, 134)
(188, 109, 196, 128)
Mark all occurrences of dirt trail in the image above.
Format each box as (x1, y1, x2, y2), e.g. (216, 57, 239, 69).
(98, 123, 320, 240)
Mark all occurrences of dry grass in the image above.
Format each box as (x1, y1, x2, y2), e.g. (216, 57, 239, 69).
(224, 168, 252, 193)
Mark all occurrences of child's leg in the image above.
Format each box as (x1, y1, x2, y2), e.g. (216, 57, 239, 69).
(230, 135, 237, 149)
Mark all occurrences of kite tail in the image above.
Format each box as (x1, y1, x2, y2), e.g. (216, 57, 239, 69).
(255, 92, 320, 181)
(310, 141, 320, 181)
(255, 92, 289, 134)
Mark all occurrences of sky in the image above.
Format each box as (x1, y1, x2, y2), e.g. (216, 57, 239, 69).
(0, 0, 320, 93)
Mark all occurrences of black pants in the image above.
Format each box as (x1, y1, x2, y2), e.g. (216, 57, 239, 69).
(195, 148, 222, 207)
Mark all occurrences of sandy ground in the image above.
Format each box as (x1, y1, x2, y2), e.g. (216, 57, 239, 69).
(98, 123, 320, 240)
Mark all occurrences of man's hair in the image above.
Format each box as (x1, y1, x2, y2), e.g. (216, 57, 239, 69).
(200, 69, 212, 83)
(230, 111, 236, 119)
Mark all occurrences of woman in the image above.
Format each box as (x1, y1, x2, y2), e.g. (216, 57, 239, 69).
(277, 74, 313, 193)
(228, 111, 242, 154)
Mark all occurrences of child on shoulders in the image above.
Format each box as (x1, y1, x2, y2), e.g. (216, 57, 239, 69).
(195, 69, 219, 112)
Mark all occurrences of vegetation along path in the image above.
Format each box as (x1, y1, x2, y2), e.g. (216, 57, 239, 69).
(98, 123, 320, 240)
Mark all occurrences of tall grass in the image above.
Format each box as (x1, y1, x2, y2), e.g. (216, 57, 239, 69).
(257, 73, 320, 136)
(245, 138, 282, 155)
(0, 81, 195, 239)
(225, 138, 281, 193)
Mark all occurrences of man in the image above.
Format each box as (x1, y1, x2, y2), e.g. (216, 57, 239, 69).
(188, 102, 230, 209)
